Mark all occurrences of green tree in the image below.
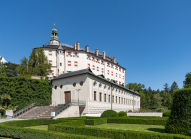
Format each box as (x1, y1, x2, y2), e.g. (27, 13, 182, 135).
(150, 93, 162, 109)
(126, 83, 145, 92)
(3, 62, 18, 77)
(161, 91, 172, 109)
(1, 94, 11, 107)
(170, 81, 178, 94)
(0, 57, 6, 78)
(28, 47, 51, 76)
(16, 57, 29, 76)
(163, 83, 170, 92)
(183, 72, 191, 88)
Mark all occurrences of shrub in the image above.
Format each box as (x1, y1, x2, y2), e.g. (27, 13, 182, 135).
(85, 118, 107, 125)
(163, 110, 171, 117)
(101, 110, 119, 118)
(118, 111, 127, 117)
(107, 117, 167, 125)
(128, 110, 132, 112)
(165, 88, 191, 136)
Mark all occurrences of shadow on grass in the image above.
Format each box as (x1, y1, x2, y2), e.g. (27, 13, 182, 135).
(147, 128, 165, 133)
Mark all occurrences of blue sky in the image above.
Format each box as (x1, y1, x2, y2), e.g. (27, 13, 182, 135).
(0, 0, 191, 91)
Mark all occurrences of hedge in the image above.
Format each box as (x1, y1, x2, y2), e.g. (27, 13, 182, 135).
(85, 118, 107, 125)
(0, 77, 52, 112)
(48, 123, 191, 139)
(0, 124, 107, 139)
(165, 88, 191, 136)
(107, 117, 168, 125)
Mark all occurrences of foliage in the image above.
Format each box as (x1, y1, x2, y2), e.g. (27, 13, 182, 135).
(170, 81, 178, 94)
(163, 83, 170, 92)
(0, 77, 52, 112)
(16, 56, 29, 76)
(118, 111, 127, 117)
(101, 110, 119, 117)
(0, 104, 17, 112)
(183, 72, 191, 88)
(125, 83, 145, 92)
(28, 47, 51, 76)
(107, 117, 168, 125)
(3, 62, 18, 77)
(0, 94, 11, 107)
(150, 93, 162, 109)
(17, 48, 51, 76)
(165, 88, 191, 136)
(163, 110, 171, 117)
(0, 57, 7, 78)
(160, 92, 173, 109)
(85, 118, 107, 125)
(128, 110, 132, 112)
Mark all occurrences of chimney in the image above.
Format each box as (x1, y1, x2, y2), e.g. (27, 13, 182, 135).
(103, 51, 106, 59)
(77, 41, 80, 50)
(74, 43, 77, 50)
(85, 45, 89, 52)
(96, 48, 99, 56)
(113, 56, 116, 63)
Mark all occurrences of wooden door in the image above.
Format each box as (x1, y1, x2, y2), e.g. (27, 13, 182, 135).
(65, 91, 71, 104)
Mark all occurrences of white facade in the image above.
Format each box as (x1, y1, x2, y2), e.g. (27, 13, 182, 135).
(42, 38, 126, 86)
(51, 70, 140, 115)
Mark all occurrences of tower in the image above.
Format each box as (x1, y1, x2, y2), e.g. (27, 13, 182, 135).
(50, 23, 59, 45)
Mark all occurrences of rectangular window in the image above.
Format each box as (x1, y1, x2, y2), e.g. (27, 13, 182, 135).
(49, 50, 52, 55)
(104, 94, 106, 102)
(108, 95, 110, 102)
(60, 63, 62, 66)
(119, 97, 120, 104)
(124, 98, 125, 104)
(99, 93, 102, 101)
(68, 61, 71, 66)
(112, 95, 114, 103)
(74, 61, 78, 67)
(122, 98, 123, 104)
(75, 52, 77, 57)
(116, 96, 117, 103)
(49, 60, 52, 65)
(94, 91, 96, 101)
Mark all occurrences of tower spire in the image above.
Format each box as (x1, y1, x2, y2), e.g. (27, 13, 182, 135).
(54, 23, 55, 29)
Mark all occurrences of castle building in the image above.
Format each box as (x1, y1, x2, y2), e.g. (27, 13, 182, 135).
(36, 25, 140, 117)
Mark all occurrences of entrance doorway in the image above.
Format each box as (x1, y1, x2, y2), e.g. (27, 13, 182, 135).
(65, 91, 71, 104)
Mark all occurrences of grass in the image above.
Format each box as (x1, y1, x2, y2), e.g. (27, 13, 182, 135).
(0, 116, 6, 119)
(86, 123, 165, 133)
(24, 125, 48, 131)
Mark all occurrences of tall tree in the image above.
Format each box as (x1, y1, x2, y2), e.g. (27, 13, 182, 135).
(160, 91, 173, 109)
(16, 56, 29, 76)
(163, 83, 170, 92)
(28, 47, 51, 76)
(3, 62, 18, 77)
(183, 72, 191, 88)
(0, 57, 6, 77)
(150, 93, 162, 109)
(170, 81, 178, 94)
(0, 94, 11, 107)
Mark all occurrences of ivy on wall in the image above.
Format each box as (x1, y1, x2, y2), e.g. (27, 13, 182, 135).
(0, 77, 52, 112)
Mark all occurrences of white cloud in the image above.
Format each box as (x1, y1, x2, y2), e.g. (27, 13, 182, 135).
(0, 56, 7, 63)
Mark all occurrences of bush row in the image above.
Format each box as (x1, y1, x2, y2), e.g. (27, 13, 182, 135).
(85, 118, 107, 125)
(0, 124, 107, 139)
(107, 117, 168, 125)
(48, 124, 190, 139)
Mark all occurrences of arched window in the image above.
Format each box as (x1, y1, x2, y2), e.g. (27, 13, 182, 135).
(93, 81, 97, 86)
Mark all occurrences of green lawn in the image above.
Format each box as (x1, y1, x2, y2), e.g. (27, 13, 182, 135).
(0, 116, 6, 119)
(24, 125, 48, 131)
(86, 123, 165, 133)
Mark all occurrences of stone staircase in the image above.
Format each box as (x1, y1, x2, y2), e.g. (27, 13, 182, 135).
(16, 104, 66, 119)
